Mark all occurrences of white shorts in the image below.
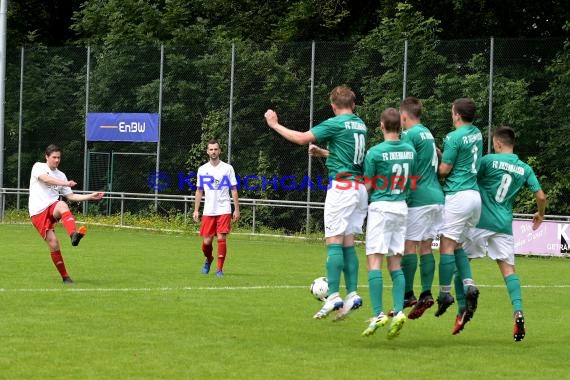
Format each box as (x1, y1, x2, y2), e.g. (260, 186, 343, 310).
(439, 190, 481, 243)
(365, 201, 407, 256)
(463, 228, 515, 266)
(324, 181, 368, 238)
(405, 204, 443, 241)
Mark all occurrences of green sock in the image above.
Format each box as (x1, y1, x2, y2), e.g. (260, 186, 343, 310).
(454, 248, 474, 292)
(438, 253, 456, 291)
(419, 253, 435, 293)
(342, 246, 359, 294)
(401, 254, 418, 294)
(368, 270, 383, 316)
(505, 273, 523, 312)
(326, 244, 344, 294)
(454, 271, 466, 313)
(391, 269, 405, 314)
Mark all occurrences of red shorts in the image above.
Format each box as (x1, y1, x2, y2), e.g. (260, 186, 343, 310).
(31, 202, 59, 239)
(200, 214, 232, 237)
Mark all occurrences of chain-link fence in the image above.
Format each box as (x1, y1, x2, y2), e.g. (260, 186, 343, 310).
(2, 38, 568, 233)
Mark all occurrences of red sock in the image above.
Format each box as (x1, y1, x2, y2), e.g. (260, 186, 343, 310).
(217, 239, 227, 270)
(50, 250, 69, 278)
(60, 211, 77, 236)
(202, 242, 213, 262)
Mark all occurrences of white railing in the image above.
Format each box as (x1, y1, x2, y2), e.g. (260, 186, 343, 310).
(3, 188, 569, 235)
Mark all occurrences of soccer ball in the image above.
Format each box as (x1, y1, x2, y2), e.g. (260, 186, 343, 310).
(310, 276, 329, 301)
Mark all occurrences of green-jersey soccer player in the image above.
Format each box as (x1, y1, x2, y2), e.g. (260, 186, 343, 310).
(437, 98, 483, 335)
(463, 126, 546, 341)
(399, 97, 445, 320)
(361, 107, 416, 339)
(264, 85, 368, 321)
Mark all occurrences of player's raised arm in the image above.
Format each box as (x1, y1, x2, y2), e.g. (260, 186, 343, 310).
(264, 109, 316, 146)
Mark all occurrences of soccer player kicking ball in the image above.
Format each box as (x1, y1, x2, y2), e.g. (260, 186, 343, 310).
(460, 126, 546, 341)
(29, 144, 105, 284)
(361, 108, 416, 339)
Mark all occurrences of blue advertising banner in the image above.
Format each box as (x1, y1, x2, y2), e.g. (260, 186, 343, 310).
(86, 113, 160, 142)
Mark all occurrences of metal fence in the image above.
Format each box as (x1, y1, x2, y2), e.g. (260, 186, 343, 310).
(1, 38, 568, 233)
(3, 188, 568, 236)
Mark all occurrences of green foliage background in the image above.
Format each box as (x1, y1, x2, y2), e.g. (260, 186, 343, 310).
(3, 3, 569, 232)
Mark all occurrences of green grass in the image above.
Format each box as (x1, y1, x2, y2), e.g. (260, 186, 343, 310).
(0, 223, 569, 379)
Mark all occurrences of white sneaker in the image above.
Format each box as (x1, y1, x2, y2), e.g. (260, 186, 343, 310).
(313, 293, 344, 319)
(387, 311, 407, 339)
(333, 292, 363, 321)
(361, 312, 389, 337)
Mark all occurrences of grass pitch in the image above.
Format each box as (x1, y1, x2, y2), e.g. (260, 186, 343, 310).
(0, 223, 569, 379)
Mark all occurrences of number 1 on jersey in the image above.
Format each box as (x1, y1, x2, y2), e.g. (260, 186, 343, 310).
(471, 145, 479, 173)
(431, 142, 438, 172)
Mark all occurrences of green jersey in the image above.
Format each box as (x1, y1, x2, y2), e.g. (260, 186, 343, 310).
(441, 124, 483, 194)
(311, 114, 367, 179)
(364, 140, 416, 202)
(477, 153, 541, 235)
(401, 124, 444, 207)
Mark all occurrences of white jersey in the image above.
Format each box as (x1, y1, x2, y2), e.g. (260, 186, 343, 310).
(196, 160, 237, 216)
(28, 162, 72, 216)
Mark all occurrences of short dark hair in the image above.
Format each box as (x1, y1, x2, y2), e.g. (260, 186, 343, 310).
(207, 139, 220, 149)
(493, 126, 516, 146)
(400, 96, 422, 119)
(452, 98, 476, 122)
(381, 108, 401, 133)
(329, 85, 356, 110)
(45, 144, 61, 157)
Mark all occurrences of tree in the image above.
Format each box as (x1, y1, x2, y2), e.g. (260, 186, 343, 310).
(405, 0, 570, 39)
(352, 3, 443, 144)
(534, 22, 570, 213)
(71, 0, 166, 46)
(7, 0, 82, 47)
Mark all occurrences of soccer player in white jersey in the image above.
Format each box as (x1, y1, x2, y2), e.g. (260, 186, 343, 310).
(265, 85, 368, 321)
(193, 140, 240, 277)
(460, 126, 546, 340)
(29, 144, 105, 284)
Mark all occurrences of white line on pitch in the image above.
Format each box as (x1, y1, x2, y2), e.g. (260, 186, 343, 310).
(1, 284, 569, 293)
